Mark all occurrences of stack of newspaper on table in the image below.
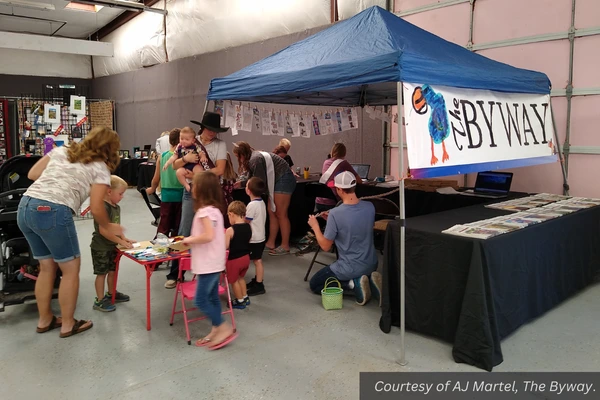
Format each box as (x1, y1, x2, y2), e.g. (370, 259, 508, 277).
(442, 195, 600, 239)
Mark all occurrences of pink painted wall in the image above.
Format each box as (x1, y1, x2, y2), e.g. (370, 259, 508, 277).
(390, 0, 600, 197)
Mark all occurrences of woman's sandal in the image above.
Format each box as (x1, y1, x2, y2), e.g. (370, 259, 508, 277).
(207, 333, 238, 351)
(36, 315, 62, 333)
(195, 337, 212, 347)
(59, 319, 93, 338)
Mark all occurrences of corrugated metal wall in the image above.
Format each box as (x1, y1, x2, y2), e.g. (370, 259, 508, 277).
(389, 0, 600, 196)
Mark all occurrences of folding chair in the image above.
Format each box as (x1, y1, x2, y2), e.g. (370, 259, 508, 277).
(303, 183, 340, 281)
(139, 187, 161, 227)
(169, 257, 235, 345)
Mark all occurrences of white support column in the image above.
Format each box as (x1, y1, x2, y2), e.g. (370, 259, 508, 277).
(396, 82, 407, 366)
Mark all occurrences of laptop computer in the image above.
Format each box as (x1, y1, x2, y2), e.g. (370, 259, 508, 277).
(350, 163, 370, 180)
(460, 171, 513, 198)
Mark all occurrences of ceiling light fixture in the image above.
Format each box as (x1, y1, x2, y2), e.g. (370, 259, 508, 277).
(0, 0, 56, 11)
(65, 2, 104, 13)
(74, 0, 166, 15)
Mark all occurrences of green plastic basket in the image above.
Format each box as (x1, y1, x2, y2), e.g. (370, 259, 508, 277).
(321, 277, 343, 310)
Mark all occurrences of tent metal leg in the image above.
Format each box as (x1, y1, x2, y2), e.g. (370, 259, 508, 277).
(551, 104, 570, 195)
(202, 100, 209, 115)
(396, 82, 407, 366)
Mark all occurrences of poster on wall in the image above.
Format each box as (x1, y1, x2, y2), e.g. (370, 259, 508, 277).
(284, 114, 294, 136)
(242, 106, 253, 132)
(276, 112, 285, 137)
(69, 96, 86, 115)
(289, 114, 300, 137)
(234, 104, 243, 132)
(321, 112, 336, 135)
(261, 110, 271, 136)
(253, 108, 261, 132)
(340, 108, 357, 131)
(44, 104, 60, 124)
(403, 83, 558, 179)
(214, 100, 224, 125)
(312, 114, 321, 136)
(298, 114, 310, 138)
(270, 111, 280, 136)
(225, 103, 237, 136)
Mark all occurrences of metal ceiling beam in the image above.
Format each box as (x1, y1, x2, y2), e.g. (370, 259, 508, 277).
(0, 31, 113, 56)
(89, 0, 162, 40)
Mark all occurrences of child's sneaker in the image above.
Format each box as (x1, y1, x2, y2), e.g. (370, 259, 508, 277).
(93, 297, 116, 312)
(244, 296, 251, 306)
(106, 291, 130, 303)
(231, 299, 246, 309)
(247, 281, 265, 296)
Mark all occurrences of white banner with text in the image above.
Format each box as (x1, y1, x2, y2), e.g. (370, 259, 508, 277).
(403, 83, 558, 178)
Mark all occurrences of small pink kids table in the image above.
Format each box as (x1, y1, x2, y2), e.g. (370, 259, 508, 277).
(112, 242, 190, 331)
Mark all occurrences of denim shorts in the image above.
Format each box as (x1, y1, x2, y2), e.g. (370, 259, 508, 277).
(274, 170, 297, 195)
(17, 196, 80, 263)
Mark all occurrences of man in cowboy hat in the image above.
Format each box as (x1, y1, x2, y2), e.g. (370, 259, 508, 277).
(165, 111, 230, 289)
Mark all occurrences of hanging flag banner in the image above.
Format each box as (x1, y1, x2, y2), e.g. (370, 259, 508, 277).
(403, 83, 558, 179)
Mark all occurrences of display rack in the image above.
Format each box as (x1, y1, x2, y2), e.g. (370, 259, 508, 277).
(17, 95, 114, 156)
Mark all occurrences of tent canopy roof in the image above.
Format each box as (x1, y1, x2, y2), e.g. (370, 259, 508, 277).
(207, 6, 551, 106)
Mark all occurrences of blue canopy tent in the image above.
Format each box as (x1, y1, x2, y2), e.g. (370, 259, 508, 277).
(205, 5, 567, 365)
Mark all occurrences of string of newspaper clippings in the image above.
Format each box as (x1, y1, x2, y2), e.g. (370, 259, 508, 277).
(214, 100, 398, 137)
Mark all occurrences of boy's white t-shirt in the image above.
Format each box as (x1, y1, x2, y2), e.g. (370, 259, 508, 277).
(246, 199, 266, 243)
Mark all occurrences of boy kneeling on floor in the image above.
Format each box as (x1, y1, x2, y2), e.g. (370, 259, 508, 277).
(307, 171, 382, 305)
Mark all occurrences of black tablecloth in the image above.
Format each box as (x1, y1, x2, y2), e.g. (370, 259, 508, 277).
(115, 158, 148, 186)
(380, 204, 600, 371)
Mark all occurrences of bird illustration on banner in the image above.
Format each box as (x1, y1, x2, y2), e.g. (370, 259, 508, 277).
(412, 85, 450, 165)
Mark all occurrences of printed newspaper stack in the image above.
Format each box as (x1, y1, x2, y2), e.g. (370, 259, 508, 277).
(443, 195, 600, 239)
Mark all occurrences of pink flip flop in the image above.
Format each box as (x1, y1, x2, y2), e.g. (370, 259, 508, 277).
(207, 333, 238, 351)
(195, 337, 212, 347)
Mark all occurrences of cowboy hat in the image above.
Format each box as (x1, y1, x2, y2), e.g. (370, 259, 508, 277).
(190, 111, 229, 133)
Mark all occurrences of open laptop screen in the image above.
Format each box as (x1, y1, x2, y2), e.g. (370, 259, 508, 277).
(350, 164, 370, 180)
(474, 171, 513, 194)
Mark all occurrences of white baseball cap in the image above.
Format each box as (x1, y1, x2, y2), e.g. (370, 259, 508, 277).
(334, 171, 357, 189)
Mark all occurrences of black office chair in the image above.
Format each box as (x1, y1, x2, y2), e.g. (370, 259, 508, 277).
(362, 198, 400, 252)
(303, 182, 340, 281)
(139, 187, 161, 227)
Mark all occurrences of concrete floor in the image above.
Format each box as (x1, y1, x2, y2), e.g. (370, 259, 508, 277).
(1, 189, 599, 400)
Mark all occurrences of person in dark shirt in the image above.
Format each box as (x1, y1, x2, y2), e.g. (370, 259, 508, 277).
(225, 201, 252, 309)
